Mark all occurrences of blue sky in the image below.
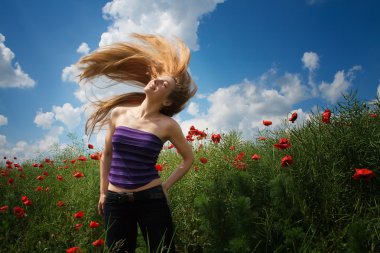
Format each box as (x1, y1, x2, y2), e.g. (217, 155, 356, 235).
(0, 0, 379, 161)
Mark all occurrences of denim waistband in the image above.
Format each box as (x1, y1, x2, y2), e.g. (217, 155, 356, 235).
(106, 185, 165, 202)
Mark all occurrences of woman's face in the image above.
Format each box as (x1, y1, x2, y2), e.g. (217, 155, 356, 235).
(144, 75, 176, 100)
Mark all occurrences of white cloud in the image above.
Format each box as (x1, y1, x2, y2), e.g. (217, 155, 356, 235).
(0, 126, 65, 162)
(37, 126, 65, 152)
(34, 111, 55, 129)
(62, 64, 81, 83)
(0, 33, 36, 88)
(0, 114, 8, 126)
(195, 93, 208, 99)
(187, 102, 199, 116)
(95, 129, 107, 148)
(278, 72, 310, 104)
(99, 0, 225, 50)
(302, 51, 319, 97)
(53, 103, 82, 130)
(319, 66, 361, 104)
(0, 134, 6, 146)
(319, 71, 349, 104)
(77, 42, 90, 55)
(179, 72, 311, 139)
(302, 52, 319, 71)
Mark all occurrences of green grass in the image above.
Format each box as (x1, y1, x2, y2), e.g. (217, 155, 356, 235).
(0, 91, 379, 252)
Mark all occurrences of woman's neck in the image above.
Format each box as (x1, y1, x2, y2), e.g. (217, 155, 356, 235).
(134, 99, 161, 119)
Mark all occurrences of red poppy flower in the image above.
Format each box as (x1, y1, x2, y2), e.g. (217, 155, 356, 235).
(70, 159, 76, 164)
(289, 112, 298, 123)
(13, 206, 25, 218)
(155, 164, 163, 171)
(75, 223, 83, 230)
(232, 160, 247, 170)
(21, 196, 32, 206)
(63, 159, 68, 163)
(56, 175, 64, 181)
(211, 133, 221, 144)
(186, 134, 194, 141)
(6, 160, 12, 165)
(39, 164, 44, 168)
(198, 131, 207, 139)
(78, 156, 87, 162)
(263, 120, 272, 126)
(168, 144, 174, 149)
(37, 175, 44, 181)
(322, 109, 331, 124)
(352, 168, 375, 181)
(73, 172, 84, 178)
(14, 163, 19, 168)
(236, 152, 245, 161)
(188, 125, 197, 135)
(45, 158, 51, 163)
(35, 186, 43, 191)
(57, 201, 65, 207)
(200, 157, 208, 164)
(43, 171, 49, 176)
(66, 246, 79, 253)
(281, 155, 293, 167)
(90, 153, 100, 160)
(0, 205, 8, 213)
(251, 154, 260, 160)
(274, 138, 292, 150)
(7, 178, 14, 185)
(369, 113, 378, 118)
(32, 163, 39, 167)
(74, 211, 84, 219)
(92, 239, 105, 247)
(88, 143, 94, 149)
(23, 199, 33, 206)
(89, 221, 100, 228)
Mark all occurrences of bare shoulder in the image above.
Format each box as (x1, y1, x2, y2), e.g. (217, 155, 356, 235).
(111, 106, 128, 116)
(162, 116, 179, 130)
(109, 106, 129, 125)
(162, 117, 183, 139)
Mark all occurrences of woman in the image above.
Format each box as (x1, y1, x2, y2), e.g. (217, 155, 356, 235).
(77, 33, 197, 253)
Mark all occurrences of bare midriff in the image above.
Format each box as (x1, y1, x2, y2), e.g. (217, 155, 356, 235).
(108, 178, 162, 193)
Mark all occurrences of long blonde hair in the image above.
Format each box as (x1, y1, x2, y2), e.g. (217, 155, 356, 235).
(77, 33, 197, 136)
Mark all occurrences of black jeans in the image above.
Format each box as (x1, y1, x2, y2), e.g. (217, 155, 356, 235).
(103, 185, 175, 253)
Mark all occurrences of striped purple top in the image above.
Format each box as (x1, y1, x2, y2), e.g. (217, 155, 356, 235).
(109, 126, 164, 189)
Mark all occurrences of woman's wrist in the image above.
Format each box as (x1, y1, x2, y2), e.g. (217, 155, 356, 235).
(162, 181, 170, 191)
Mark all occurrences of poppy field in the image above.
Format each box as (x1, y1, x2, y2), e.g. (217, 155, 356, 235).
(1, 93, 379, 253)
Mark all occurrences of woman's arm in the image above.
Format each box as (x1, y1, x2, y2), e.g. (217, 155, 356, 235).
(162, 120, 195, 191)
(98, 109, 117, 216)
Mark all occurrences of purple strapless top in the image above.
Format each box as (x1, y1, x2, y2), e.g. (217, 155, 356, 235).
(109, 126, 163, 189)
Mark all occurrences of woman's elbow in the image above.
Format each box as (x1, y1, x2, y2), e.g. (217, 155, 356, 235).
(186, 153, 195, 166)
